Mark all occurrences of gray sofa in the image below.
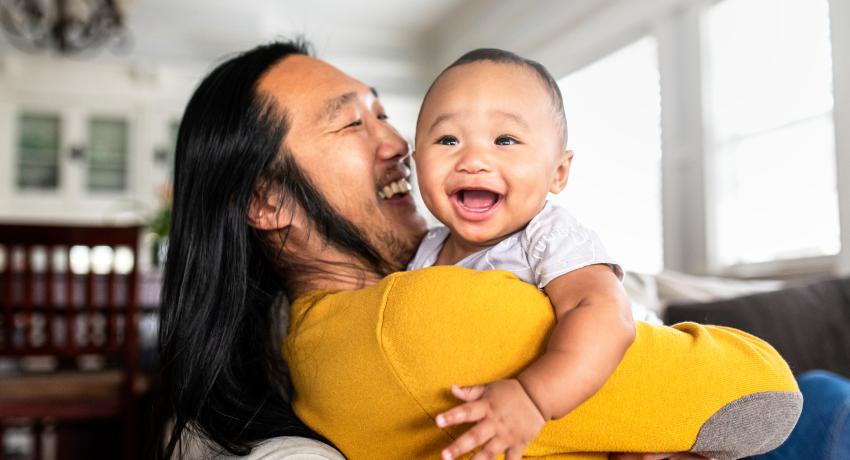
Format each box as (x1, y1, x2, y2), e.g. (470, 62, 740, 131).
(664, 276, 850, 378)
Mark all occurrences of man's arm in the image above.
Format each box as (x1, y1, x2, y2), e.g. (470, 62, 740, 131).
(286, 266, 801, 460)
(380, 267, 801, 460)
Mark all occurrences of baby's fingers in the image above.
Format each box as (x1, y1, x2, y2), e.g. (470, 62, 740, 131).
(436, 401, 487, 428)
(505, 446, 524, 460)
(470, 437, 509, 460)
(436, 400, 488, 427)
(441, 421, 496, 460)
(451, 384, 486, 401)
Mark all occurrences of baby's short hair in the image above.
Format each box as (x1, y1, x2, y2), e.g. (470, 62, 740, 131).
(422, 48, 568, 147)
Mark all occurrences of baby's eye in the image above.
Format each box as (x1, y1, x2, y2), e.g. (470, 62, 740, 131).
(495, 135, 518, 146)
(437, 135, 459, 146)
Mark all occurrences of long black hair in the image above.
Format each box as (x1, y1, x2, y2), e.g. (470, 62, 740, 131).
(158, 39, 327, 458)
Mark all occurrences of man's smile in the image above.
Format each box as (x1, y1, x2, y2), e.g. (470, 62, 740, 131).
(378, 177, 413, 199)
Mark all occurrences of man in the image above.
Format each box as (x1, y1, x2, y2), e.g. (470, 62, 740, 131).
(159, 40, 800, 460)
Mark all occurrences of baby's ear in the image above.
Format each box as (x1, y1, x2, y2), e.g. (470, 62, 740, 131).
(549, 149, 574, 194)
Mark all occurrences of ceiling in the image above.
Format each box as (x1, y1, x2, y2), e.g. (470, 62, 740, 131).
(124, 0, 466, 63)
(0, 0, 613, 94)
(0, 0, 469, 93)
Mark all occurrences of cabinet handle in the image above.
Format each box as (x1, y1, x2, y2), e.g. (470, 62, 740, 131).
(69, 146, 85, 161)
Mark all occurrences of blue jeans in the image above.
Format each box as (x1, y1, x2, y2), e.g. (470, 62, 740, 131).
(753, 370, 850, 460)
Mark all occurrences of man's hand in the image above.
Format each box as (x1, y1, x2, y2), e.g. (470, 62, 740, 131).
(435, 379, 545, 460)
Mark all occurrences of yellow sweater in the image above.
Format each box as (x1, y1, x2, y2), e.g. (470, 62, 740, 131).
(283, 267, 801, 459)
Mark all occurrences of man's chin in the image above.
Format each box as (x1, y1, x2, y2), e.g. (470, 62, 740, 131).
(375, 194, 427, 266)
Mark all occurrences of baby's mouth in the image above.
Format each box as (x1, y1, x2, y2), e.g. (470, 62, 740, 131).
(378, 177, 413, 199)
(451, 189, 504, 220)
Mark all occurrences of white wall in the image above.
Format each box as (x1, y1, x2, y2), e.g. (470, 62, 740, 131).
(425, 0, 690, 81)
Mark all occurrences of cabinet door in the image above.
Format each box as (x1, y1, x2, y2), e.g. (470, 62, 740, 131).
(87, 117, 129, 193)
(16, 113, 62, 191)
(1, 101, 182, 224)
(3, 107, 135, 222)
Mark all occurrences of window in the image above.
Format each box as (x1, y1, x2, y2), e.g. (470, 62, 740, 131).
(555, 37, 664, 274)
(704, 0, 840, 266)
(88, 117, 129, 192)
(16, 114, 61, 190)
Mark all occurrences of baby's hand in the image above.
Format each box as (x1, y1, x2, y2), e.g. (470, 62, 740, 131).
(435, 379, 545, 460)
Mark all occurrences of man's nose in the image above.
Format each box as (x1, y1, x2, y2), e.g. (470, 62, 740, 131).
(375, 121, 410, 161)
(455, 144, 492, 174)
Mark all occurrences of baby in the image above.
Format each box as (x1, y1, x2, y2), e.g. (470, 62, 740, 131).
(408, 49, 636, 460)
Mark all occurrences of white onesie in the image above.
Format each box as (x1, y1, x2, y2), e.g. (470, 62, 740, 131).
(408, 201, 662, 324)
(408, 201, 623, 287)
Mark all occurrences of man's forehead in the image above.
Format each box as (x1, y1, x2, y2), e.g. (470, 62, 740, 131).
(257, 55, 372, 110)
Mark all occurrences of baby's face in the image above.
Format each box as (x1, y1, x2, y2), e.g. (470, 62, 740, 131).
(414, 61, 570, 246)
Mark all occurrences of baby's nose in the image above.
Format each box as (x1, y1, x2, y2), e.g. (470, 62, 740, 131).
(455, 147, 492, 174)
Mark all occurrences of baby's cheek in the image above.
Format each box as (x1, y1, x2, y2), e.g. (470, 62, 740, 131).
(511, 164, 554, 195)
(414, 160, 444, 199)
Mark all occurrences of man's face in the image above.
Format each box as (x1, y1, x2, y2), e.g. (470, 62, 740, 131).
(257, 55, 427, 268)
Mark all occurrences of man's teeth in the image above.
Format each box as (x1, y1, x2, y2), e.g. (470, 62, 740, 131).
(378, 178, 413, 199)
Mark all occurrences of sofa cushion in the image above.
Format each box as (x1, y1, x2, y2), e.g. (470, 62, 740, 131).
(665, 277, 850, 378)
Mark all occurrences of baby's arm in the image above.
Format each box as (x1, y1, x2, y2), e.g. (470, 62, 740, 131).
(517, 263, 635, 420)
(435, 264, 634, 460)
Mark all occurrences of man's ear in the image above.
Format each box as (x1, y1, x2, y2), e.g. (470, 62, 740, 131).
(549, 149, 574, 194)
(247, 190, 294, 231)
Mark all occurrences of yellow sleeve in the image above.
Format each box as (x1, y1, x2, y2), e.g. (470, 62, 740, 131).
(379, 267, 800, 459)
(285, 266, 800, 460)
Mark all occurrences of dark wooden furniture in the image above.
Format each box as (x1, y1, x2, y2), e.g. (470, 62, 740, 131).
(0, 224, 143, 460)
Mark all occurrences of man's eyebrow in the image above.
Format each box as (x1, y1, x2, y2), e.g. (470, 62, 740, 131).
(370, 87, 379, 98)
(492, 110, 530, 129)
(321, 91, 358, 122)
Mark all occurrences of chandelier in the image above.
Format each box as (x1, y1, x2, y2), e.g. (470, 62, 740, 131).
(0, 0, 131, 55)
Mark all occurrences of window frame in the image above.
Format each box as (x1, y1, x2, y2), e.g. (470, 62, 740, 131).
(652, 0, 847, 278)
(698, 0, 840, 277)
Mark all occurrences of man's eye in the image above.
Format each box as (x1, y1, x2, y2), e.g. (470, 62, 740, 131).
(437, 136, 459, 146)
(345, 119, 363, 129)
(495, 135, 518, 146)
(377, 113, 389, 121)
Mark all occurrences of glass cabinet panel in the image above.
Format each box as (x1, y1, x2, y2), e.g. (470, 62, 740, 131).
(17, 114, 61, 190)
(88, 117, 128, 192)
